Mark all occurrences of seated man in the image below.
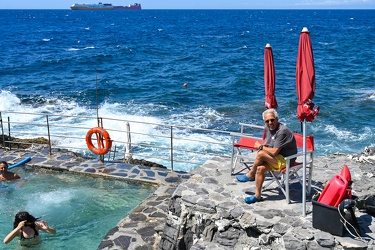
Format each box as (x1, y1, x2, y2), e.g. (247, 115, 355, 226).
(0, 161, 21, 181)
(236, 108, 297, 204)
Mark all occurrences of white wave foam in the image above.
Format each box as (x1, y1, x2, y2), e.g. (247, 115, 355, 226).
(67, 46, 95, 51)
(167, 106, 224, 129)
(351, 88, 375, 98)
(324, 124, 373, 142)
(318, 41, 336, 45)
(0, 90, 21, 110)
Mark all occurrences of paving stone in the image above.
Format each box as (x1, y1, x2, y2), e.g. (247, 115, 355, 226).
(123, 222, 139, 228)
(137, 226, 155, 237)
(142, 207, 157, 214)
(144, 170, 155, 177)
(129, 213, 147, 221)
(164, 176, 179, 182)
(113, 235, 133, 249)
(149, 212, 167, 218)
(157, 171, 168, 177)
(57, 155, 74, 160)
(112, 172, 128, 177)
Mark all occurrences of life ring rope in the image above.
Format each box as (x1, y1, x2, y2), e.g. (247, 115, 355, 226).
(86, 127, 112, 155)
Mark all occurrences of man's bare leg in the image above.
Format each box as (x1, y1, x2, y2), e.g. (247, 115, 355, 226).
(246, 150, 278, 179)
(254, 165, 270, 198)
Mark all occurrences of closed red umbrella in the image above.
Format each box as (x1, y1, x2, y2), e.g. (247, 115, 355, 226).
(296, 27, 319, 216)
(296, 27, 319, 122)
(264, 43, 278, 109)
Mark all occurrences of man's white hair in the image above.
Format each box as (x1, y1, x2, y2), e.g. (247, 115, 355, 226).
(262, 108, 279, 120)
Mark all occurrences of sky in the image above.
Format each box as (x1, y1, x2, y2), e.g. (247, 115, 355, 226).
(0, 0, 374, 9)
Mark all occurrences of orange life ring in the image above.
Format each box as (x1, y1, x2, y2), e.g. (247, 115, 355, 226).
(86, 127, 112, 155)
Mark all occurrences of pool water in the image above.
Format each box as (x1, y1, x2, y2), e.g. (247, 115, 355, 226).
(0, 168, 156, 250)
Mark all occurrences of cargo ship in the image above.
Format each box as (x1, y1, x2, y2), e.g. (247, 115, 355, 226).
(70, 2, 141, 10)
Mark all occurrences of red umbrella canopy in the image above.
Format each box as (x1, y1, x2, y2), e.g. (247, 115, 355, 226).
(296, 27, 319, 122)
(264, 43, 278, 109)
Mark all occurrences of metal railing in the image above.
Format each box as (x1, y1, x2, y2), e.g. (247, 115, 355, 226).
(0, 111, 239, 172)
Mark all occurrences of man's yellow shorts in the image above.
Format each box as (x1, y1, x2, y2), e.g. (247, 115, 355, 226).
(270, 154, 286, 172)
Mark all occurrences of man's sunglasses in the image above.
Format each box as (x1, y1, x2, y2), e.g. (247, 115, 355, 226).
(264, 118, 275, 124)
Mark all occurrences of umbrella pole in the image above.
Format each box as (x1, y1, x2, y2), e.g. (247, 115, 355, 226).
(302, 120, 307, 216)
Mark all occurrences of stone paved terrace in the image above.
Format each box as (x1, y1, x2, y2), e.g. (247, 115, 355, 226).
(1, 147, 375, 249)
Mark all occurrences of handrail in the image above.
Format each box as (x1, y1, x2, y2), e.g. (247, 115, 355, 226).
(0, 110, 235, 172)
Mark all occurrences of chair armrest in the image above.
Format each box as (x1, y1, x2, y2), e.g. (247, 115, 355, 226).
(284, 152, 303, 160)
(284, 150, 314, 161)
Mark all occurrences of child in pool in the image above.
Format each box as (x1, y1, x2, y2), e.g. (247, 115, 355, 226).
(0, 161, 20, 181)
(3, 211, 56, 246)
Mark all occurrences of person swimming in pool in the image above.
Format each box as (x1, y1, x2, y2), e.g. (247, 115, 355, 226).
(3, 211, 56, 246)
(0, 161, 20, 181)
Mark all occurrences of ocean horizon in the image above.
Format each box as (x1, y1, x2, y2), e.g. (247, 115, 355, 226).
(0, 9, 374, 172)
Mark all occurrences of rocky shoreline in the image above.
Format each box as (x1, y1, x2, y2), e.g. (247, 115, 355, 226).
(1, 144, 374, 249)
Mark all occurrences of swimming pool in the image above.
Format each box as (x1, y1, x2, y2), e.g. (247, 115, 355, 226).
(0, 167, 156, 249)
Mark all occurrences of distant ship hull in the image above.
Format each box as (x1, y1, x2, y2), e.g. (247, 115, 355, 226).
(70, 2, 141, 10)
(113, 3, 141, 10)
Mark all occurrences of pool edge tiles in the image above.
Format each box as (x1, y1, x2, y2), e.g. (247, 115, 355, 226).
(0, 148, 192, 250)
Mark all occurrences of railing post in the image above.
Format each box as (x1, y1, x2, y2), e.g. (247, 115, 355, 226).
(7, 117, 11, 150)
(170, 126, 174, 172)
(0, 112, 4, 149)
(97, 117, 103, 128)
(98, 117, 104, 163)
(124, 122, 132, 162)
(46, 115, 52, 156)
(111, 145, 116, 161)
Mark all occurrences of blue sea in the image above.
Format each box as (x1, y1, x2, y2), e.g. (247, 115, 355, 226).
(0, 9, 374, 171)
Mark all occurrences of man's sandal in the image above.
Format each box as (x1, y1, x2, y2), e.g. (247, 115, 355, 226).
(236, 174, 255, 182)
(244, 195, 262, 204)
